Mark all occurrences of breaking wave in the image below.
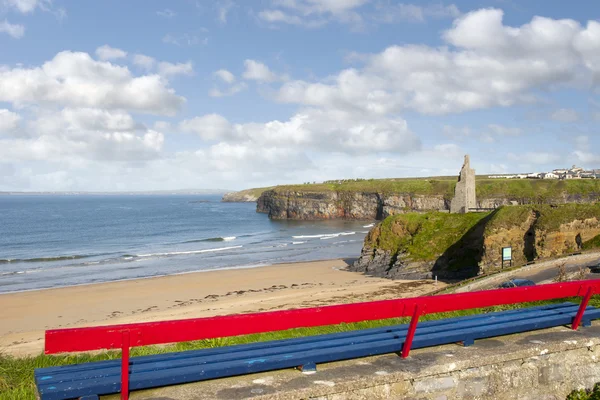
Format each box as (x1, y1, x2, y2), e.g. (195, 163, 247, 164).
(183, 236, 236, 243)
(136, 246, 243, 258)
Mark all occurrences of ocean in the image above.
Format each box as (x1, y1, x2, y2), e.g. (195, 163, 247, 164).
(0, 195, 374, 293)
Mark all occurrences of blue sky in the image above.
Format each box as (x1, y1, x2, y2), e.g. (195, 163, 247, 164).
(0, 0, 599, 191)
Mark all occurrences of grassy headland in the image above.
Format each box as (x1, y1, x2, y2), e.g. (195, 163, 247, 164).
(265, 177, 600, 201)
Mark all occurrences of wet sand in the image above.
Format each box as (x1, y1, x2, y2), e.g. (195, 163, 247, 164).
(0, 259, 443, 357)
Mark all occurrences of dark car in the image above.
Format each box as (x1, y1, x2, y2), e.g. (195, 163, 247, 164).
(499, 279, 536, 289)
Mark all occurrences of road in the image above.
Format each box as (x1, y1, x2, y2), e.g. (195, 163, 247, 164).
(510, 255, 600, 284)
(457, 253, 600, 293)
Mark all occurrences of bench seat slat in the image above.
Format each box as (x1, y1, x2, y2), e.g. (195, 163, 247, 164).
(36, 303, 586, 385)
(36, 304, 600, 400)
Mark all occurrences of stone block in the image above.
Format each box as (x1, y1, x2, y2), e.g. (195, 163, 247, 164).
(413, 376, 457, 393)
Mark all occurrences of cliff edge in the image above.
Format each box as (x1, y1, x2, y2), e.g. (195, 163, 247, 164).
(256, 179, 600, 220)
(350, 203, 600, 280)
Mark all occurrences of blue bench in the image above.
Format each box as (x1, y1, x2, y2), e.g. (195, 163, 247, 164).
(35, 302, 598, 400)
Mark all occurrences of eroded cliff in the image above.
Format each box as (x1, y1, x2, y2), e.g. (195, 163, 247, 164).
(256, 179, 600, 220)
(350, 204, 600, 280)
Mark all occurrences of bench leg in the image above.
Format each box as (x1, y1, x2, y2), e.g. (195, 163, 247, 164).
(401, 304, 422, 359)
(79, 396, 99, 400)
(572, 287, 593, 331)
(461, 338, 475, 347)
(121, 331, 130, 400)
(582, 319, 592, 328)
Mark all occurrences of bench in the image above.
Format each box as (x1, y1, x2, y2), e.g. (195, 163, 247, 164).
(35, 280, 599, 400)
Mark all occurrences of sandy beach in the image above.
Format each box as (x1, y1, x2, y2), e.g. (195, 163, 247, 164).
(0, 259, 443, 357)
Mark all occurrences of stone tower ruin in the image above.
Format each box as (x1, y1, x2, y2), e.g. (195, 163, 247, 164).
(450, 155, 477, 214)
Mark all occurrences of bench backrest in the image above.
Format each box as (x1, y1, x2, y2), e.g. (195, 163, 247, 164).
(45, 279, 600, 354)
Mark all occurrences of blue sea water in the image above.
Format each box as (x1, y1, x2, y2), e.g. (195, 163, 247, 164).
(0, 195, 374, 293)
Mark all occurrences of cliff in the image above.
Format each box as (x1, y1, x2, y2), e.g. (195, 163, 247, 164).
(257, 179, 600, 220)
(350, 203, 600, 280)
(222, 187, 272, 202)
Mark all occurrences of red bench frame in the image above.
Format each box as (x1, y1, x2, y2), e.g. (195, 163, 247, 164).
(45, 280, 599, 400)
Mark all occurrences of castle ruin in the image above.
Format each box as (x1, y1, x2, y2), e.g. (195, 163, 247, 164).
(450, 155, 477, 213)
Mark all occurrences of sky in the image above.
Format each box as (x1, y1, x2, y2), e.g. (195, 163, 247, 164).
(1, 0, 600, 192)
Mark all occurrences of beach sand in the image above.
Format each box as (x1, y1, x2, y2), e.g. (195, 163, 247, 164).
(0, 259, 443, 357)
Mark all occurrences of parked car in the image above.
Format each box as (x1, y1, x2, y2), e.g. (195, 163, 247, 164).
(499, 279, 536, 289)
(589, 264, 600, 274)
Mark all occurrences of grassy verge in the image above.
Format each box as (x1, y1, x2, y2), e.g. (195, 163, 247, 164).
(3, 296, 598, 399)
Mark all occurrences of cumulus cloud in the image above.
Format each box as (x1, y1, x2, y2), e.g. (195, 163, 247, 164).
(216, 0, 235, 23)
(132, 54, 156, 70)
(0, 108, 164, 162)
(0, 51, 185, 115)
(157, 61, 194, 77)
(95, 45, 127, 61)
(0, 109, 21, 132)
(243, 59, 287, 83)
(179, 108, 421, 154)
(277, 9, 600, 115)
(0, 19, 24, 38)
(209, 82, 247, 97)
(214, 69, 236, 84)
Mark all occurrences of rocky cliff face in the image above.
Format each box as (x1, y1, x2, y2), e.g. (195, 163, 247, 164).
(350, 204, 600, 280)
(257, 190, 449, 220)
(257, 189, 599, 221)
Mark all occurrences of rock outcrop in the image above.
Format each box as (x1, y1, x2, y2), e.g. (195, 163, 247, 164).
(257, 190, 449, 220)
(350, 204, 600, 280)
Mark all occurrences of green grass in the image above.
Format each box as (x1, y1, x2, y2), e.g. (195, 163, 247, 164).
(223, 187, 273, 200)
(567, 382, 600, 400)
(583, 234, 600, 251)
(3, 296, 599, 399)
(267, 178, 600, 202)
(370, 211, 490, 261)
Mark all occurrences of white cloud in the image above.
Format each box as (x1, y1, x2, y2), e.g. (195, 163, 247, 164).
(132, 54, 156, 70)
(277, 10, 600, 115)
(3, 0, 47, 13)
(551, 108, 580, 122)
(0, 109, 21, 132)
(0, 51, 185, 115)
(258, 0, 368, 28)
(0, 19, 24, 38)
(209, 82, 247, 97)
(179, 114, 233, 141)
(0, 108, 164, 163)
(573, 150, 600, 164)
(243, 59, 287, 83)
(179, 108, 420, 154)
(373, 3, 460, 23)
(214, 69, 236, 84)
(162, 33, 207, 46)
(153, 121, 171, 131)
(156, 8, 176, 18)
(216, 0, 234, 23)
(157, 61, 194, 77)
(95, 45, 127, 61)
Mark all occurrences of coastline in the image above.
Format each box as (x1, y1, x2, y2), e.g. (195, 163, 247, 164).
(0, 258, 442, 357)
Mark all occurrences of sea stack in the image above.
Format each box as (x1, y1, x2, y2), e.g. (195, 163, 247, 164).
(450, 155, 476, 213)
